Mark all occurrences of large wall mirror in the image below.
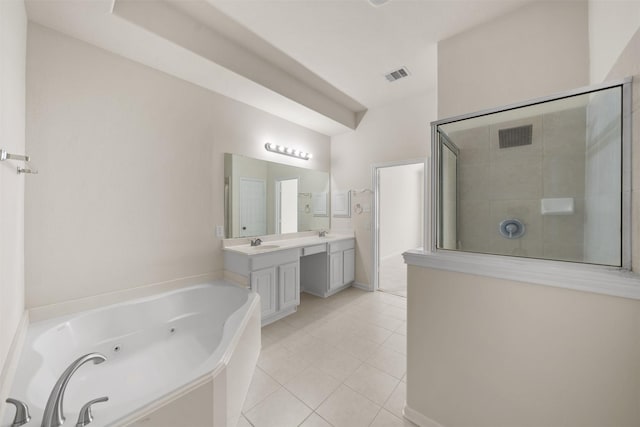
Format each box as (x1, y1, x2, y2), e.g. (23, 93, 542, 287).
(432, 80, 630, 267)
(224, 153, 330, 238)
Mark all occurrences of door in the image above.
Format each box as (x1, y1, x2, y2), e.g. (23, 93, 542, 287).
(343, 248, 355, 284)
(278, 261, 300, 311)
(239, 177, 266, 237)
(275, 178, 298, 234)
(374, 160, 425, 297)
(251, 267, 277, 318)
(329, 251, 344, 290)
(439, 137, 458, 250)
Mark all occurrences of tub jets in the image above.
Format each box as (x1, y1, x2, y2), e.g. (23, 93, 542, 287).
(41, 353, 108, 427)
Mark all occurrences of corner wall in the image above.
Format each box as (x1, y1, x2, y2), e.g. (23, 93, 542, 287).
(330, 91, 437, 287)
(588, 1, 640, 84)
(25, 24, 330, 308)
(438, 1, 589, 118)
(0, 0, 26, 382)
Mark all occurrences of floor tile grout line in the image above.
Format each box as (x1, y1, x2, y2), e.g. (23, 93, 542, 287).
(248, 288, 407, 427)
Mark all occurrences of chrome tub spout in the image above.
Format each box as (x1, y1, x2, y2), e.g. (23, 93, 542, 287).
(41, 353, 107, 427)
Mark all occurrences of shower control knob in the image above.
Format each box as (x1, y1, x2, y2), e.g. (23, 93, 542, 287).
(499, 219, 525, 239)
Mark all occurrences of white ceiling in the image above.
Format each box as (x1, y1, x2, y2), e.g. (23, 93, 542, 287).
(210, 0, 532, 109)
(26, 0, 533, 136)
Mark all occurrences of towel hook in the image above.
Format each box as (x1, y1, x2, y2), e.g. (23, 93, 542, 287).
(17, 166, 38, 175)
(0, 149, 30, 162)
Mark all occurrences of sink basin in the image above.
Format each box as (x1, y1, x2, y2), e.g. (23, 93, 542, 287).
(250, 244, 280, 251)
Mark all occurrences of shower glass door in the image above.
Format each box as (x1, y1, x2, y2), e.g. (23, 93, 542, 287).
(433, 82, 628, 267)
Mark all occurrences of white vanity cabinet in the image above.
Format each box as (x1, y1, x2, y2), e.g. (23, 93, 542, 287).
(223, 236, 355, 325)
(226, 248, 300, 326)
(329, 240, 356, 291)
(278, 261, 300, 311)
(251, 266, 278, 318)
(302, 238, 355, 298)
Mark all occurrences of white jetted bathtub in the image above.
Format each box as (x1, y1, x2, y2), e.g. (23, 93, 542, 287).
(2, 281, 261, 427)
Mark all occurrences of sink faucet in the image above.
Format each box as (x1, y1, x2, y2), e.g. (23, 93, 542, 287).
(318, 230, 328, 237)
(41, 353, 107, 427)
(250, 238, 262, 246)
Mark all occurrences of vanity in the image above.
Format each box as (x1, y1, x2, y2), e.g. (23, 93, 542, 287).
(223, 234, 355, 326)
(223, 152, 354, 325)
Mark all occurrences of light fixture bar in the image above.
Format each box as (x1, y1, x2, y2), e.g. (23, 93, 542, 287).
(264, 143, 312, 160)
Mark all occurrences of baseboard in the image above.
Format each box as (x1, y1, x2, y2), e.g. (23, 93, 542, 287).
(403, 404, 445, 427)
(0, 311, 29, 422)
(353, 281, 372, 291)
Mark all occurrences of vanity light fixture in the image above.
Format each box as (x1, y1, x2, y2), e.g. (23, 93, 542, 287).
(265, 142, 312, 160)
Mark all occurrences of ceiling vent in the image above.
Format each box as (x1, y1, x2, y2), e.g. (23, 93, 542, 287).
(384, 66, 410, 82)
(499, 124, 533, 149)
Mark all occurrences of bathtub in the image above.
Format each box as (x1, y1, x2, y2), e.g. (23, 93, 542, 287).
(2, 281, 261, 427)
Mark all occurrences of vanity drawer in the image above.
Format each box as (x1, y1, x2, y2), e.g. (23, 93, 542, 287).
(303, 244, 327, 256)
(250, 248, 300, 271)
(329, 239, 355, 253)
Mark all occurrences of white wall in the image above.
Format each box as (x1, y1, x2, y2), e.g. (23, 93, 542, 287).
(438, 1, 589, 119)
(331, 91, 437, 287)
(407, 266, 640, 427)
(25, 24, 330, 308)
(588, 0, 640, 84)
(0, 0, 26, 382)
(404, 2, 635, 425)
(379, 163, 423, 260)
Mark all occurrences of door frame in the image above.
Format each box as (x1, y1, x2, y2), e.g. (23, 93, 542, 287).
(371, 158, 428, 292)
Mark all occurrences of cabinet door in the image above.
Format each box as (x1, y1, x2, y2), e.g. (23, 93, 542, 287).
(251, 267, 277, 318)
(279, 261, 300, 311)
(329, 251, 344, 291)
(343, 248, 355, 284)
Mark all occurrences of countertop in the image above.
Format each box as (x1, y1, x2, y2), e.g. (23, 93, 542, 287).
(223, 234, 354, 256)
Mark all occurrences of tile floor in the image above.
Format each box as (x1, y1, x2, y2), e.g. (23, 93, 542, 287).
(378, 255, 407, 298)
(238, 287, 415, 427)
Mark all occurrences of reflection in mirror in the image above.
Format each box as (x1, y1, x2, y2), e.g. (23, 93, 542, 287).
(224, 153, 330, 238)
(434, 83, 626, 266)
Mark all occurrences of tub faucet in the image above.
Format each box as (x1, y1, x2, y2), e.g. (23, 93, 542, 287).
(41, 353, 107, 427)
(75, 396, 109, 427)
(318, 230, 327, 237)
(250, 238, 262, 246)
(5, 398, 31, 427)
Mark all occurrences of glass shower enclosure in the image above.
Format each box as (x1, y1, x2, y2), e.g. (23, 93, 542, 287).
(431, 79, 631, 267)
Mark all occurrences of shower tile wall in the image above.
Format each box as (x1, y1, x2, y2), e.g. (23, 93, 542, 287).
(453, 106, 586, 261)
